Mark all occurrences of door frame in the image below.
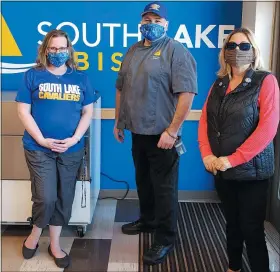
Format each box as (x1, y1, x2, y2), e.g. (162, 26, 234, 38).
(267, 125, 280, 233)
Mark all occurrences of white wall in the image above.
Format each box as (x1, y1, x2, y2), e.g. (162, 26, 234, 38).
(242, 1, 257, 32)
(255, 2, 275, 69)
(242, 1, 276, 69)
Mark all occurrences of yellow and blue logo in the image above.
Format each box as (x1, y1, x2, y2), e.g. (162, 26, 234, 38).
(154, 50, 161, 56)
(150, 4, 160, 11)
(1, 14, 35, 74)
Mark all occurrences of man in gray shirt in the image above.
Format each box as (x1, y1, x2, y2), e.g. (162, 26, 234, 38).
(113, 1, 197, 265)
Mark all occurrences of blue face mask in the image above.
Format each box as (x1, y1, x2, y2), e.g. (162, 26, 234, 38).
(140, 23, 165, 42)
(47, 52, 69, 67)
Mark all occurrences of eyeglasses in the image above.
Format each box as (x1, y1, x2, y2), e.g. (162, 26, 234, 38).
(225, 42, 252, 51)
(47, 47, 68, 53)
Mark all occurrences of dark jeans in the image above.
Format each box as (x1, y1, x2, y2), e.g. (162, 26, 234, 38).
(215, 178, 270, 272)
(24, 149, 84, 228)
(132, 133, 179, 245)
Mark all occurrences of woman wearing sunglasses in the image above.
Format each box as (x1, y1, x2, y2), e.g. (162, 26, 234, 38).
(16, 29, 96, 268)
(198, 27, 279, 272)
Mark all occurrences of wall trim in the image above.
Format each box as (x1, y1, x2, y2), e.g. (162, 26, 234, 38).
(99, 189, 220, 202)
(2, 92, 202, 121)
(94, 109, 202, 121)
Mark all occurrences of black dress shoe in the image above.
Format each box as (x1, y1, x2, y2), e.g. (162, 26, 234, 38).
(22, 239, 39, 259)
(48, 245, 70, 268)
(143, 243, 174, 265)
(121, 219, 155, 235)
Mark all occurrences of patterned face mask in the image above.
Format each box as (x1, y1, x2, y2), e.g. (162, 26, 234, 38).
(225, 48, 254, 67)
(140, 23, 165, 42)
(47, 52, 69, 67)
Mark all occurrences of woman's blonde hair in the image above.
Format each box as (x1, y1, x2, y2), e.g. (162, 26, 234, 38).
(217, 27, 263, 78)
(35, 29, 77, 70)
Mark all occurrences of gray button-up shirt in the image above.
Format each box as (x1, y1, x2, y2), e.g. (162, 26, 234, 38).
(116, 35, 197, 135)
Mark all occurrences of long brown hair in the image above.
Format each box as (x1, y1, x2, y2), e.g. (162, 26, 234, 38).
(35, 29, 77, 69)
(217, 27, 263, 78)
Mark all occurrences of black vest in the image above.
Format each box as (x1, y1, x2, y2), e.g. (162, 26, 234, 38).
(207, 69, 274, 180)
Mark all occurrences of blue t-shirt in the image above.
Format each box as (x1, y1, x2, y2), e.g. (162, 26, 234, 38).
(16, 67, 97, 153)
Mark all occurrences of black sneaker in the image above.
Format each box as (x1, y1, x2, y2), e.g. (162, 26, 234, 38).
(48, 245, 70, 268)
(143, 243, 174, 265)
(22, 239, 39, 259)
(121, 219, 155, 235)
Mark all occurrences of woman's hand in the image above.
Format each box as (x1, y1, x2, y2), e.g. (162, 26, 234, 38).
(203, 155, 218, 174)
(50, 137, 79, 153)
(38, 138, 63, 150)
(213, 157, 232, 172)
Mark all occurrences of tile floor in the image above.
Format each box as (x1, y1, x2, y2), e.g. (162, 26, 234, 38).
(1, 199, 279, 272)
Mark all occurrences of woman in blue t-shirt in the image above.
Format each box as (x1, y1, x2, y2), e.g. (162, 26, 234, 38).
(16, 29, 96, 268)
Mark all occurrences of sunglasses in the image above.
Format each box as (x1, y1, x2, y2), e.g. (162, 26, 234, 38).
(225, 42, 252, 51)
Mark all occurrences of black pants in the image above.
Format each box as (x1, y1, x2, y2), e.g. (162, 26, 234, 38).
(215, 178, 270, 272)
(132, 133, 179, 245)
(24, 149, 84, 228)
